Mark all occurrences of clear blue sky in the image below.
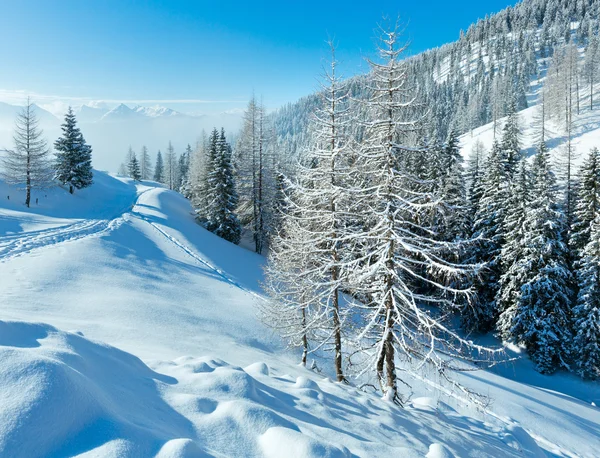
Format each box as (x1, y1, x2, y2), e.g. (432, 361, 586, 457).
(0, 0, 517, 114)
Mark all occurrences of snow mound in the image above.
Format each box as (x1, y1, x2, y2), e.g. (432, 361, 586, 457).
(0, 320, 197, 458)
(0, 320, 535, 457)
(259, 427, 351, 458)
(426, 443, 454, 458)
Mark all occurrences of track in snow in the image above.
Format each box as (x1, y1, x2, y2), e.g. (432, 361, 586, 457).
(138, 214, 266, 302)
(0, 218, 124, 261)
(0, 190, 147, 262)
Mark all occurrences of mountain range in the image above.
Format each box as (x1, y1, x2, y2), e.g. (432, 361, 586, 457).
(0, 101, 243, 171)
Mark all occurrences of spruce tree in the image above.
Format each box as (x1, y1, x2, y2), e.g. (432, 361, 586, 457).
(571, 148, 600, 259)
(139, 145, 152, 180)
(468, 140, 509, 332)
(573, 215, 600, 379)
(500, 100, 522, 179)
(54, 107, 93, 194)
(154, 150, 164, 183)
(504, 144, 573, 374)
(128, 152, 141, 181)
(438, 129, 469, 241)
(206, 129, 241, 244)
(497, 158, 532, 337)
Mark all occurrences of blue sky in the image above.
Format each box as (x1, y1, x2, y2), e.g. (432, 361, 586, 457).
(0, 0, 517, 115)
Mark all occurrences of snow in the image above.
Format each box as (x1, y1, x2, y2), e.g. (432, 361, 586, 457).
(0, 171, 599, 457)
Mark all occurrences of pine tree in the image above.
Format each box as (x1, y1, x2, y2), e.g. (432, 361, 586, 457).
(206, 129, 241, 244)
(497, 158, 532, 336)
(154, 150, 164, 183)
(263, 44, 353, 381)
(139, 145, 152, 180)
(571, 148, 600, 258)
(189, 132, 210, 219)
(351, 25, 498, 401)
(54, 107, 93, 194)
(438, 129, 469, 241)
(583, 34, 598, 110)
(503, 144, 573, 374)
(128, 151, 141, 181)
(178, 144, 191, 193)
(500, 101, 522, 179)
(573, 215, 600, 379)
(1, 100, 52, 207)
(164, 141, 178, 190)
(469, 140, 509, 332)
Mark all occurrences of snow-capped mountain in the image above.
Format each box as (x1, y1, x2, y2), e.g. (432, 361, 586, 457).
(0, 101, 244, 170)
(75, 104, 109, 123)
(133, 105, 184, 118)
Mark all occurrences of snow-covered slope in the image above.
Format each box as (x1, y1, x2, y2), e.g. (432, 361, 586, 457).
(0, 173, 598, 457)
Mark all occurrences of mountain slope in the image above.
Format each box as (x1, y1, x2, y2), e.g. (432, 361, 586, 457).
(1, 173, 591, 457)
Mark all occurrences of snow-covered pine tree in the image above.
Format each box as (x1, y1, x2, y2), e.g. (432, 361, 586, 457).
(1, 100, 52, 207)
(263, 43, 354, 381)
(128, 151, 141, 181)
(178, 144, 191, 193)
(466, 140, 485, 223)
(189, 132, 210, 220)
(583, 34, 598, 111)
(54, 107, 93, 194)
(261, 172, 324, 368)
(438, 129, 469, 242)
(573, 215, 600, 379)
(206, 129, 241, 244)
(500, 100, 522, 179)
(164, 141, 178, 190)
(504, 143, 573, 374)
(497, 158, 532, 337)
(351, 24, 499, 401)
(235, 97, 270, 254)
(139, 145, 152, 180)
(154, 150, 164, 183)
(468, 140, 509, 332)
(571, 148, 600, 259)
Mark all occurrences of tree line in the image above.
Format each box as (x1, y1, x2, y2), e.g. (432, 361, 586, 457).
(1, 101, 93, 206)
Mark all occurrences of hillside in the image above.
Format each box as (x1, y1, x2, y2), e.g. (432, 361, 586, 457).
(0, 172, 598, 457)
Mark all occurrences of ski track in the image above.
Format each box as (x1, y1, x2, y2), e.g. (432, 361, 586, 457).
(0, 186, 263, 304)
(0, 190, 149, 263)
(137, 213, 266, 302)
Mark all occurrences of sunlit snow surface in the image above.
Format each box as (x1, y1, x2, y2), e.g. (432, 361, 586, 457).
(0, 172, 598, 457)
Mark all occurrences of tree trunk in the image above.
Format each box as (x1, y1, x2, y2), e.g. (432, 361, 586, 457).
(301, 307, 308, 367)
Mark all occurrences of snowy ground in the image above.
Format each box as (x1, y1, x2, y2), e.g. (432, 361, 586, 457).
(0, 172, 598, 457)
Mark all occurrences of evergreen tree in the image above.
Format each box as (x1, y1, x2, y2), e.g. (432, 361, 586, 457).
(468, 140, 509, 332)
(206, 129, 241, 244)
(164, 141, 178, 190)
(571, 148, 600, 258)
(128, 151, 141, 181)
(178, 144, 191, 192)
(438, 129, 469, 241)
(54, 107, 93, 194)
(497, 158, 532, 335)
(573, 215, 600, 379)
(139, 145, 152, 180)
(154, 150, 164, 183)
(500, 101, 522, 179)
(0, 100, 52, 207)
(502, 144, 573, 374)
